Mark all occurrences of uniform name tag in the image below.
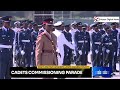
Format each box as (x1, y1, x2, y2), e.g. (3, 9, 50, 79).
(2, 35, 6, 37)
(78, 40, 88, 43)
(105, 42, 112, 45)
(78, 41, 84, 43)
(22, 40, 30, 43)
(94, 42, 101, 44)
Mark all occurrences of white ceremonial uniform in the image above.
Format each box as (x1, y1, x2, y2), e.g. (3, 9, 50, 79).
(88, 29, 95, 61)
(13, 27, 21, 33)
(88, 23, 95, 41)
(53, 29, 74, 65)
(116, 28, 120, 33)
(89, 29, 95, 44)
(69, 28, 78, 56)
(13, 27, 21, 66)
(117, 32, 120, 56)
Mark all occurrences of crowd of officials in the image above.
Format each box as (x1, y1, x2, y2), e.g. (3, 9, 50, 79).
(0, 16, 120, 79)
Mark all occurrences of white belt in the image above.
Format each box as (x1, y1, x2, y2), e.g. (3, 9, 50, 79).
(105, 42, 112, 45)
(0, 45, 12, 49)
(22, 40, 30, 43)
(94, 42, 101, 44)
(78, 40, 88, 43)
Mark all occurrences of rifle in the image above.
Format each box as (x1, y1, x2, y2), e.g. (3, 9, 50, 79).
(103, 42, 113, 66)
(19, 43, 26, 67)
(93, 49, 99, 66)
(93, 35, 103, 66)
(104, 50, 110, 66)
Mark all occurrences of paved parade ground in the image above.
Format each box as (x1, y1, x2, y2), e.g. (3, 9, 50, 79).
(111, 63, 120, 79)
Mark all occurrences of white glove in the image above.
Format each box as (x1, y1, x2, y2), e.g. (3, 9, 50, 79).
(117, 52, 119, 56)
(114, 52, 116, 56)
(21, 50, 25, 55)
(31, 52, 33, 55)
(95, 50, 98, 54)
(79, 50, 82, 55)
(106, 49, 110, 53)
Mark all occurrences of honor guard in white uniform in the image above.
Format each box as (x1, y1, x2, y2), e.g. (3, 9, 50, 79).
(13, 21, 21, 32)
(69, 21, 79, 57)
(53, 21, 75, 65)
(89, 23, 95, 40)
(88, 23, 95, 64)
(69, 21, 78, 44)
(13, 21, 21, 66)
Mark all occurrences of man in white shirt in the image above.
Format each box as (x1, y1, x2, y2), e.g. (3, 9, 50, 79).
(116, 22, 120, 33)
(13, 21, 21, 32)
(53, 21, 75, 65)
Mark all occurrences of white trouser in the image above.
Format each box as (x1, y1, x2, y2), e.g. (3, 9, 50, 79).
(57, 53, 64, 65)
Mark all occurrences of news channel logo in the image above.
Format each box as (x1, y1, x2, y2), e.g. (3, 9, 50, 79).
(94, 16, 119, 23)
(92, 67, 112, 78)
